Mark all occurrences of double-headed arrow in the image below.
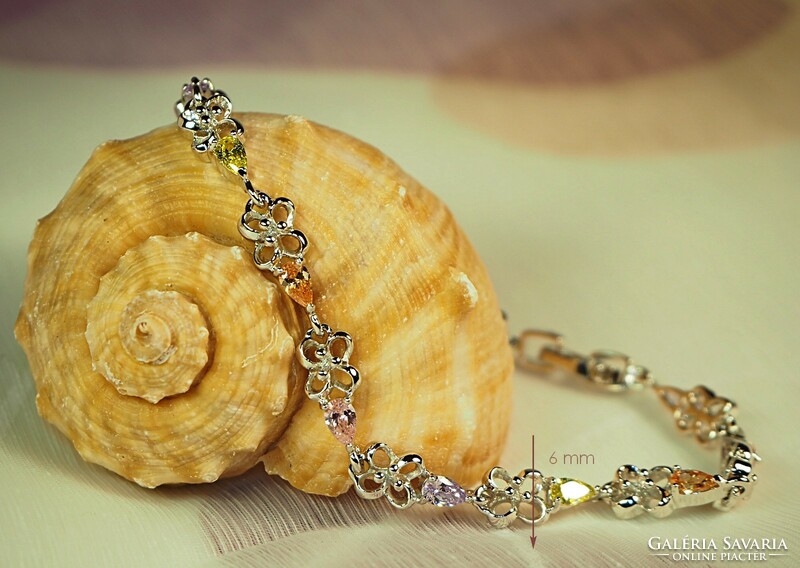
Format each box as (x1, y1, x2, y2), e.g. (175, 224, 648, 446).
(531, 434, 537, 549)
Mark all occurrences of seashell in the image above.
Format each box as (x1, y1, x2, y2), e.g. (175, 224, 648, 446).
(15, 112, 514, 495)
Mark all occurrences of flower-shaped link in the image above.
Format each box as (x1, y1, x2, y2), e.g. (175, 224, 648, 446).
(239, 196, 309, 273)
(348, 443, 427, 509)
(298, 327, 360, 403)
(657, 385, 739, 443)
(473, 467, 534, 528)
(600, 465, 674, 519)
(175, 77, 244, 153)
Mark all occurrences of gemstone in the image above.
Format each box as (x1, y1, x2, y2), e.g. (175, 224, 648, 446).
(657, 386, 683, 410)
(199, 78, 213, 93)
(182, 83, 194, 100)
(324, 398, 356, 445)
(276, 257, 313, 307)
(213, 135, 247, 174)
(669, 469, 719, 495)
(422, 475, 467, 507)
(549, 478, 597, 507)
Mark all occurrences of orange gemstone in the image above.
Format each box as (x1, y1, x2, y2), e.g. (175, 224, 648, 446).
(276, 257, 313, 307)
(669, 469, 719, 495)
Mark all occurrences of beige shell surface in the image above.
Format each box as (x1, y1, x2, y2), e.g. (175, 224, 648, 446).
(16, 112, 514, 495)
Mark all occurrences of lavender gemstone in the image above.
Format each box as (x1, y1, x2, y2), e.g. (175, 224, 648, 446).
(422, 475, 467, 507)
(182, 83, 194, 100)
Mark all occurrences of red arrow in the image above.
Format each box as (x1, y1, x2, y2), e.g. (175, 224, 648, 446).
(530, 433, 537, 549)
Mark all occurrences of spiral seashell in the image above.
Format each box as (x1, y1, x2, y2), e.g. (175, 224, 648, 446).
(15, 113, 514, 495)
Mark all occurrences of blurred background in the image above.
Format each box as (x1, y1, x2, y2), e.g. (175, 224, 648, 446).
(1, 2, 798, 567)
(2, 0, 798, 154)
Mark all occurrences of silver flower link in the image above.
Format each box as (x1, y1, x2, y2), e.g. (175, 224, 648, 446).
(657, 385, 739, 443)
(175, 77, 244, 153)
(472, 467, 534, 528)
(600, 465, 674, 519)
(238, 196, 309, 273)
(298, 327, 360, 403)
(348, 443, 427, 509)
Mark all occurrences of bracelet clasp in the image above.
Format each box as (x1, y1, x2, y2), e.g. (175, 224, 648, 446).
(512, 329, 654, 392)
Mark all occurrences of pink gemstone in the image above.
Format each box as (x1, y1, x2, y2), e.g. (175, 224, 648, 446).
(324, 399, 356, 445)
(422, 475, 467, 507)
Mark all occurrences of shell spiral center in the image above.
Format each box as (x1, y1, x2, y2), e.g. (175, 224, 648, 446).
(120, 292, 206, 366)
(85, 240, 212, 404)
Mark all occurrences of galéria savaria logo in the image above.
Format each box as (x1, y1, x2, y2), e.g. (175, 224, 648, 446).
(648, 536, 788, 562)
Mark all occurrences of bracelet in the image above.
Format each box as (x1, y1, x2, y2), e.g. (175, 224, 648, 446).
(175, 77, 759, 529)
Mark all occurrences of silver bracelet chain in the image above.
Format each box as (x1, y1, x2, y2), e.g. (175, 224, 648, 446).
(175, 78, 759, 529)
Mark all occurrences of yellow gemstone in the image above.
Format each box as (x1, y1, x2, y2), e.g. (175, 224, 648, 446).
(276, 257, 313, 307)
(549, 478, 597, 507)
(669, 469, 719, 495)
(213, 135, 247, 173)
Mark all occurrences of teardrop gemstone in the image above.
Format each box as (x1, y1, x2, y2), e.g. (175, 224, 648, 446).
(422, 475, 467, 507)
(669, 469, 719, 495)
(549, 478, 597, 507)
(213, 135, 247, 173)
(276, 258, 313, 307)
(324, 398, 356, 445)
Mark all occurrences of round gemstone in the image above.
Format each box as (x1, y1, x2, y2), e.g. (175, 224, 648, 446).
(422, 475, 467, 507)
(324, 398, 356, 445)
